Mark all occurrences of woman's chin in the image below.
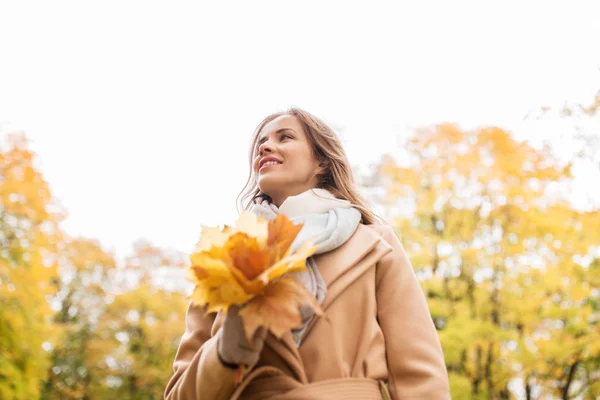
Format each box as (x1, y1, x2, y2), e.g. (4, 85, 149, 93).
(257, 175, 283, 197)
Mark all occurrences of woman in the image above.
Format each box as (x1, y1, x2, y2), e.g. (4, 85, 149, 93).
(164, 107, 451, 399)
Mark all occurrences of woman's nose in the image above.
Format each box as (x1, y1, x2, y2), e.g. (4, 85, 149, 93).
(258, 140, 274, 156)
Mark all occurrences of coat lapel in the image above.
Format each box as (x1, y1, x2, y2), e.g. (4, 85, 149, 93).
(316, 224, 383, 307)
(299, 225, 391, 342)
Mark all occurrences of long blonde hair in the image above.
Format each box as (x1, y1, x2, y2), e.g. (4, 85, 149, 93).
(237, 107, 382, 225)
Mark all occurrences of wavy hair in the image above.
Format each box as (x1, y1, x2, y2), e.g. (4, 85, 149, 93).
(237, 107, 381, 225)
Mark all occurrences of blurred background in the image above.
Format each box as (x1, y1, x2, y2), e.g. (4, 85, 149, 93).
(1, 1, 599, 399)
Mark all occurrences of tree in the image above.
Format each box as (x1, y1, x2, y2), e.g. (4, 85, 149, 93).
(86, 241, 188, 399)
(377, 124, 600, 399)
(0, 133, 63, 399)
(1, 131, 191, 399)
(42, 238, 117, 399)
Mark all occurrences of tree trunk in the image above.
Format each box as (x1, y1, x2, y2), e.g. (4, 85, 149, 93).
(473, 345, 482, 396)
(468, 280, 476, 319)
(525, 375, 533, 400)
(485, 342, 494, 398)
(460, 349, 467, 374)
(562, 360, 579, 400)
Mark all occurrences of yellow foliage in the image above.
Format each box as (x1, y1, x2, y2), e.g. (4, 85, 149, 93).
(0, 133, 63, 399)
(380, 124, 600, 398)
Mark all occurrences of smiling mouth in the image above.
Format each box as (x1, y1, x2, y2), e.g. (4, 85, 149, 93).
(259, 161, 282, 171)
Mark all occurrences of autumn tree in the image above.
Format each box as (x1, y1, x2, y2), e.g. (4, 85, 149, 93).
(85, 241, 188, 399)
(376, 124, 600, 399)
(42, 238, 117, 399)
(1, 132, 191, 399)
(0, 133, 63, 399)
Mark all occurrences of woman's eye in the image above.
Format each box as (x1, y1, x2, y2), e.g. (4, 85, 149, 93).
(281, 134, 292, 141)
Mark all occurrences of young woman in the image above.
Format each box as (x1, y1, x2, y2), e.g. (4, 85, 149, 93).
(165, 108, 451, 399)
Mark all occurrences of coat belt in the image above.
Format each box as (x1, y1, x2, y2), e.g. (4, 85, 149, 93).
(231, 367, 389, 400)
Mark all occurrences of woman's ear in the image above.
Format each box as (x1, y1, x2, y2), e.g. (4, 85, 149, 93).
(316, 160, 328, 176)
(315, 160, 330, 185)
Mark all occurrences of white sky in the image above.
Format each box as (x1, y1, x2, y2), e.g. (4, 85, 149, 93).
(1, 1, 599, 259)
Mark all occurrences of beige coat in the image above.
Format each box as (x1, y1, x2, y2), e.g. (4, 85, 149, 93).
(164, 224, 451, 399)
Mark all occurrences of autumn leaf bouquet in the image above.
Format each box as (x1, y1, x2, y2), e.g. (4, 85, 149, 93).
(187, 211, 323, 346)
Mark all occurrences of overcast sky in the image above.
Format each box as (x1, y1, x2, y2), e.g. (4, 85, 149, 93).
(1, 1, 599, 259)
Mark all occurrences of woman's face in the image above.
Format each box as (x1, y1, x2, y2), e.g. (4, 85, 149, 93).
(252, 115, 322, 207)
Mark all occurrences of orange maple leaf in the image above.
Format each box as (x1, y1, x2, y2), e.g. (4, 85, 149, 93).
(227, 232, 269, 281)
(267, 214, 303, 263)
(239, 278, 324, 342)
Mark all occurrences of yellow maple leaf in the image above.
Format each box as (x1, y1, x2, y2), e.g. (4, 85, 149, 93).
(188, 211, 320, 336)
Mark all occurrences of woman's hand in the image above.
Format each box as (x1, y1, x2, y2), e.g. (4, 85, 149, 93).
(217, 305, 267, 368)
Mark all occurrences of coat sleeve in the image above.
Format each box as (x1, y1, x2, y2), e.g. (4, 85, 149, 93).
(164, 302, 237, 400)
(375, 225, 451, 399)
